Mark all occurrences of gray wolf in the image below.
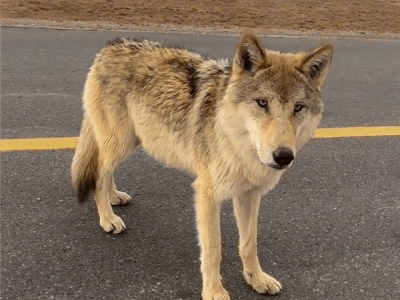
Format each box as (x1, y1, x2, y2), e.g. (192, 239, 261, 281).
(71, 34, 333, 299)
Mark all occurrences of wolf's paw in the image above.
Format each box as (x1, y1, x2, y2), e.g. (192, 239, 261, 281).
(244, 270, 282, 295)
(202, 288, 231, 300)
(110, 191, 131, 206)
(99, 214, 126, 234)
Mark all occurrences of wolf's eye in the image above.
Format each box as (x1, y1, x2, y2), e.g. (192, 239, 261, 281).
(294, 104, 304, 114)
(256, 99, 268, 109)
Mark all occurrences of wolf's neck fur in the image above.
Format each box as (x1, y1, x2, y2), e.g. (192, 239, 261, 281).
(188, 66, 283, 199)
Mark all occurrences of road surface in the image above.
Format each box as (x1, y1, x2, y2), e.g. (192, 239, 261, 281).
(1, 27, 399, 300)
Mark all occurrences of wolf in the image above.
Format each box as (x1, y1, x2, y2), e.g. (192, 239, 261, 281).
(71, 34, 333, 299)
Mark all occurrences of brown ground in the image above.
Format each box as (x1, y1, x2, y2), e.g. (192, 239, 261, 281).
(2, 0, 400, 38)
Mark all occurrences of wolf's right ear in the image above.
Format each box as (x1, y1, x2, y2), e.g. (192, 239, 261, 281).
(233, 34, 268, 75)
(298, 44, 334, 91)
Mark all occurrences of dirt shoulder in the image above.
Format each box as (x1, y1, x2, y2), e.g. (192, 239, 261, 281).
(2, 0, 400, 39)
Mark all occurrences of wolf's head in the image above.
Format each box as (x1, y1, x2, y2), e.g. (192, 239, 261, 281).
(223, 34, 333, 170)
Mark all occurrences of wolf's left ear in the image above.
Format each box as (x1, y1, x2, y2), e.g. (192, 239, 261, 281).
(299, 44, 334, 91)
(233, 34, 268, 75)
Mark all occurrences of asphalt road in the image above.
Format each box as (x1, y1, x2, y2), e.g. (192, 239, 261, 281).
(1, 28, 399, 300)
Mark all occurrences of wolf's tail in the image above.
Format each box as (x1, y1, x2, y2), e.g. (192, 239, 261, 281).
(71, 115, 99, 202)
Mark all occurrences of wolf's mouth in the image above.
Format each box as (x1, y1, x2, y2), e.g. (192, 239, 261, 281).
(267, 164, 289, 170)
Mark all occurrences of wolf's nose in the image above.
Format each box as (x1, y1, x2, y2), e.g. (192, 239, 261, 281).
(273, 147, 294, 166)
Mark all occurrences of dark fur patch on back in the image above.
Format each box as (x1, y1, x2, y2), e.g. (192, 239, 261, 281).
(107, 37, 125, 47)
(167, 58, 200, 99)
(187, 66, 199, 97)
(154, 41, 192, 52)
(106, 37, 146, 52)
(196, 92, 217, 135)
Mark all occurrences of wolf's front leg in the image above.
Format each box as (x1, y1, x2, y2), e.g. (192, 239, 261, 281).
(233, 191, 282, 295)
(194, 180, 230, 300)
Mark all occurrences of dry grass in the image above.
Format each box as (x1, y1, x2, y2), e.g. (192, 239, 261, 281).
(2, 0, 400, 34)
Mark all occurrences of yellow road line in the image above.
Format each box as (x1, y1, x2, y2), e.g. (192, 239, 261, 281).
(0, 137, 77, 151)
(313, 126, 400, 138)
(1, 126, 399, 152)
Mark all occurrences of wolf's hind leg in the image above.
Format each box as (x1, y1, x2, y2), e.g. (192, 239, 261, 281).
(93, 125, 138, 233)
(110, 174, 132, 205)
(233, 191, 282, 295)
(94, 165, 126, 233)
